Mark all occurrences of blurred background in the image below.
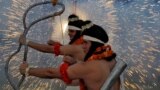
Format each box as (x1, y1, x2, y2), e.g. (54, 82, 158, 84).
(0, 0, 160, 90)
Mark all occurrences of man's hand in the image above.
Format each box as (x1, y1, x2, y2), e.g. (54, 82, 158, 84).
(63, 56, 76, 65)
(51, 0, 58, 6)
(19, 61, 29, 75)
(19, 35, 27, 45)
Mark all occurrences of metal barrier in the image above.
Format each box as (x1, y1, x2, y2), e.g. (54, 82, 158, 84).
(101, 60, 127, 90)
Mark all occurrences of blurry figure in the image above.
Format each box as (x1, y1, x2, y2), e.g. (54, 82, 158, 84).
(19, 23, 120, 90)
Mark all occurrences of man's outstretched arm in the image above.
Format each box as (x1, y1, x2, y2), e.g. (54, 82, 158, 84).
(19, 62, 90, 81)
(19, 35, 82, 57)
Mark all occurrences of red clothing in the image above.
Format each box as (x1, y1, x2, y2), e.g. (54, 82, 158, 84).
(59, 63, 72, 84)
(58, 37, 84, 85)
(53, 43, 61, 56)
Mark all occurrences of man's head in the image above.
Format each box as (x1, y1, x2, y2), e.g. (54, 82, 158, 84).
(81, 21, 109, 61)
(68, 14, 84, 44)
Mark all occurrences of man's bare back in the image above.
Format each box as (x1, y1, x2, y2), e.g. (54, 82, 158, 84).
(67, 59, 118, 90)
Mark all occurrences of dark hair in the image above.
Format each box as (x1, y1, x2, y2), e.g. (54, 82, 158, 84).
(68, 14, 81, 44)
(82, 24, 109, 61)
(68, 20, 84, 44)
(82, 20, 92, 25)
(82, 24, 109, 43)
(84, 41, 103, 61)
(68, 14, 79, 20)
(69, 20, 93, 44)
(69, 30, 81, 44)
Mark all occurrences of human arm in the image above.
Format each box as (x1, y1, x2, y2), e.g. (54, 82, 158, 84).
(19, 62, 91, 81)
(63, 56, 77, 65)
(19, 35, 54, 53)
(47, 40, 61, 46)
(19, 35, 84, 60)
(19, 62, 61, 79)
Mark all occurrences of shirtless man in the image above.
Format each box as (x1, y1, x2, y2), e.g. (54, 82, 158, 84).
(19, 23, 120, 90)
(19, 14, 85, 64)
